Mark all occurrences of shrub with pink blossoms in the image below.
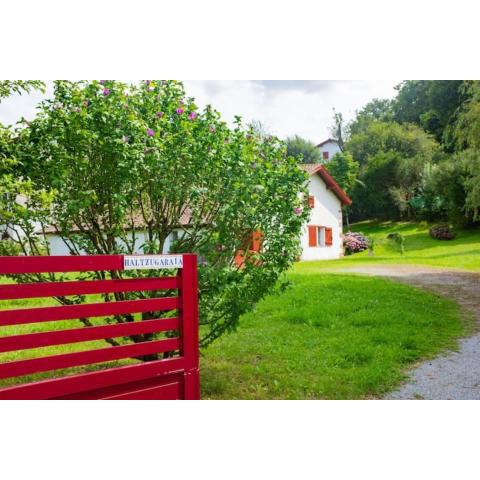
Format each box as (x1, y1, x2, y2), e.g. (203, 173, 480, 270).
(343, 231, 370, 254)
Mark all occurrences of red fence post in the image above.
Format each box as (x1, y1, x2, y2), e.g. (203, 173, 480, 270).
(179, 254, 200, 400)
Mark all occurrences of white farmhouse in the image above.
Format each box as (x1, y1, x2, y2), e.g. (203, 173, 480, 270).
(316, 138, 342, 162)
(299, 164, 351, 260)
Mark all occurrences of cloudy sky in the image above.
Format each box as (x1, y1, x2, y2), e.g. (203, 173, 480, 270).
(0, 80, 399, 143)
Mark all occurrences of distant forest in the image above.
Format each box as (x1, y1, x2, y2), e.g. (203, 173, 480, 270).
(288, 81, 480, 227)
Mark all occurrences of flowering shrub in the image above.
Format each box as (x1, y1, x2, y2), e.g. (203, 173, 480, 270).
(343, 231, 369, 254)
(3, 80, 309, 349)
(429, 223, 456, 240)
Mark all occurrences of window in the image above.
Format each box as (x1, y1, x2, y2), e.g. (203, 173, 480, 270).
(308, 195, 315, 208)
(250, 230, 263, 252)
(322, 151, 329, 160)
(308, 225, 333, 247)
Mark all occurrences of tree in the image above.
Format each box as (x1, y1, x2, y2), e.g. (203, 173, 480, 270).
(346, 121, 439, 220)
(285, 135, 321, 164)
(425, 150, 480, 225)
(2, 80, 309, 349)
(347, 98, 394, 137)
(346, 120, 438, 166)
(0, 81, 45, 102)
(393, 80, 465, 148)
(1, 80, 47, 244)
(325, 152, 360, 226)
(330, 109, 345, 151)
(453, 81, 480, 151)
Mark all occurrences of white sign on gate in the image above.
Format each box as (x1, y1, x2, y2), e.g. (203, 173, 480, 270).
(123, 255, 183, 270)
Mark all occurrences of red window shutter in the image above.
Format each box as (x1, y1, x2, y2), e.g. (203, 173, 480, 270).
(235, 250, 245, 268)
(308, 226, 317, 247)
(308, 195, 315, 208)
(325, 227, 333, 246)
(251, 230, 263, 252)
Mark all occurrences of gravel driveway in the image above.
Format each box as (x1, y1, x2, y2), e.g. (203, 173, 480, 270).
(328, 265, 480, 400)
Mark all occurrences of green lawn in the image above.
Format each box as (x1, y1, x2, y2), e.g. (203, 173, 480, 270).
(200, 272, 470, 399)
(305, 220, 480, 272)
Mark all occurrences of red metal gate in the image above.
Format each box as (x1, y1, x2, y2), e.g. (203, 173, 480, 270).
(0, 254, 199, 400)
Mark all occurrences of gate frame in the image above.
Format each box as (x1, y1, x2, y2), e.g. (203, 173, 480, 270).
(0, 254, 199, 400)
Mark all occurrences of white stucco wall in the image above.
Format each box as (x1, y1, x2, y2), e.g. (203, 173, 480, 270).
(45, 229, 182, 255)
(300, 174, 344, 260)
(318, 140, 341, 162)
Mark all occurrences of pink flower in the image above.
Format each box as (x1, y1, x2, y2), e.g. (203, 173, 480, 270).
(188, 112, 197, 120)
(176, 108, 184, 115)
(156, 111, 164, 118)
(99, 80, 106, 85)
(122, 135, 129, 143)
(209, 125, 216, 133)
(146, 128, 154, 137)
(294, 207, 303, 216)
(103, 88, 110, 96)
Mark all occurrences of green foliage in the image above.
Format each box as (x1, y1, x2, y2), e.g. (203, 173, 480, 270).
(327, 152, 360, 194)
(347, 120, 439, 167)
(425, 149, 480, 224)
(2, 80, 309, 348)
(327, 152, 360, 226)
(453, 81, 480, 151)
(0, 81, 45, 102)
(285, 135, 321, 164)
(346, 121, 440, 220)
(386, 232, 405, 255)
(393, 80, 464, 148)
(343, 80, 480, 226)
(347, 98, 394, 137)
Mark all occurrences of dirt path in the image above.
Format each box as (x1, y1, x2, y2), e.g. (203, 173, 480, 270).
(328, 265, 480, 400)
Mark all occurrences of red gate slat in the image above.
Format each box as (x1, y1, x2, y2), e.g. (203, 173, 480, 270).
(0, 357, 185, 399)
(0, 296, 179, 327)
(0, 337, 180, 379)
(0, 276, 180, 301)
(0, 255, 124, 274)
(0, 317, 180, 353)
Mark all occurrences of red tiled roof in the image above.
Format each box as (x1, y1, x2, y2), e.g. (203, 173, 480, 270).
(300, 164, 352, 206)
(43, 207, 194, 234)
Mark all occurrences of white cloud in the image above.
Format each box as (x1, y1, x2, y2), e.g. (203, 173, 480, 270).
(0, 80, 399, 142)
(184, 80, 399, 142)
